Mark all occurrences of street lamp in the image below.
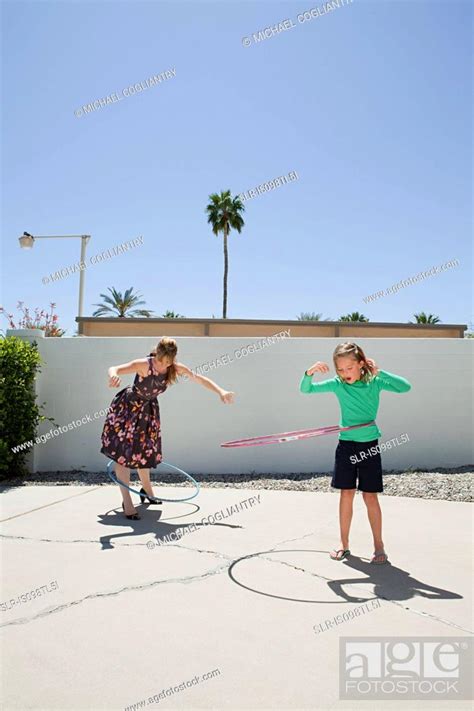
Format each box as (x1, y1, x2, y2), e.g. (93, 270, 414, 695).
(18, 231, 91, 318)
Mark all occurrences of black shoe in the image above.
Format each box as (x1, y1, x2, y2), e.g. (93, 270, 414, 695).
(139, 487, 162, 505)
(122, 503, 140, 520)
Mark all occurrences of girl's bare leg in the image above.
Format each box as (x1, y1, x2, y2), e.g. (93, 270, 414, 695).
(137, 468, 154, 499)
(336, 489, 356, 554)
(362, 492, 384, 557)
(115, 463, 137, 516)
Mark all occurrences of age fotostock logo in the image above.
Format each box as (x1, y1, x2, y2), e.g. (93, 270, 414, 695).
(340, 637, 473, 700)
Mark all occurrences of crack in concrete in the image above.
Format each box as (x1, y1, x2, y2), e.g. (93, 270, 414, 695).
(375, 597, 473, 634)
(0, 559, 229, 629)
(253, 530, 474, 634)
(269, 529, 322, 549)
(0, 533, 149, 547)
(1, 527, 471, 635)
(1, 533, 106, 545)
(173, 543, 234, 561)
(0, 487, 102, 523)
(260, 555, 473, 633)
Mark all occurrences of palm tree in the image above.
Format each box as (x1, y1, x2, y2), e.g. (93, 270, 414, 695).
(297, 312, 323, 321)
(206, 190, 245, 318)
(92, 287, 153, 317)
(412, 312, 441, 324)
(338, 312, 369, 322)
(162, 310, 185, 318)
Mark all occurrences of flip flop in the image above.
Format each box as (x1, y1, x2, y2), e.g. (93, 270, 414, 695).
(370, 550, 388, 564)
(330, 548, 350, 561)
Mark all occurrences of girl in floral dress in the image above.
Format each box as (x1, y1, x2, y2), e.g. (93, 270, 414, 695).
(101, 337, 234, 519)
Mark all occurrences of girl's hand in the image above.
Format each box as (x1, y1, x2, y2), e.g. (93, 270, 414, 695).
(108, 373, 121, 388)
(365, 358, 379, 376)
(306, 361, 330, 376)
(219, 390, 235, 404)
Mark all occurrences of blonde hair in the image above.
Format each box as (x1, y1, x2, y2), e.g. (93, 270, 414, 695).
(149, 337, 178, 386)
(333, 342, 374, 383)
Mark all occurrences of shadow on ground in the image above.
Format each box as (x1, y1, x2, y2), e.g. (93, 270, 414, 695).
(97, 503, 242, 550)
(228, 549, 463, 605)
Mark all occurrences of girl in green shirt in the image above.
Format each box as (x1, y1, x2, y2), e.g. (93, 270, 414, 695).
(300, 342, 411, 564)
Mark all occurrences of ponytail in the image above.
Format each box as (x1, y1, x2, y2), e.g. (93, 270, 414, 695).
(150, 337, 178, 386)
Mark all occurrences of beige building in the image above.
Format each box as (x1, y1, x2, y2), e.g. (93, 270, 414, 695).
(76, 317, 467, 338)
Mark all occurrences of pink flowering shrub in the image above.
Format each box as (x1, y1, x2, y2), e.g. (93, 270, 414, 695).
(0, 302, 65, 337)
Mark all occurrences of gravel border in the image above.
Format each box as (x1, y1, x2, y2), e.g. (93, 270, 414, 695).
(1, 467, 472, 502)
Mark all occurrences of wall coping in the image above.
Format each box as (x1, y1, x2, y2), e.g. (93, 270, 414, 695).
(76, 316, 467, 332)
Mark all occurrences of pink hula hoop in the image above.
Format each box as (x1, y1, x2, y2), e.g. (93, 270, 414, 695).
(221, 421, 375, 448)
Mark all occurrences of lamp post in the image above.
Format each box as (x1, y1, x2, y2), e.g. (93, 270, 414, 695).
(19, 231, 91, 318)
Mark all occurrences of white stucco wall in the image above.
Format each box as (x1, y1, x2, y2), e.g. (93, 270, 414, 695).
(20, 336, 474, 474)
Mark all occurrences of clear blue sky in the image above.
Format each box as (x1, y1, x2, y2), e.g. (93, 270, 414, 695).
(2, 0, 472, 334)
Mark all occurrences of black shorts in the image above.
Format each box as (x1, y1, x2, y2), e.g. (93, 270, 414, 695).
(331, 439, 383, 493)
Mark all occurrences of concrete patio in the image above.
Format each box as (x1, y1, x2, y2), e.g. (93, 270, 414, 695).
(1, 484, 472, 710)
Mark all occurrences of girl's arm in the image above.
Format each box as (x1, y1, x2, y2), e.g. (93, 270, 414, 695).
(108, 359, 145, 388)
(300, 361, 338, 394)
(376, 370, 411, 393)
(366, 359, 411, 393)
(175, 363, 235, 404)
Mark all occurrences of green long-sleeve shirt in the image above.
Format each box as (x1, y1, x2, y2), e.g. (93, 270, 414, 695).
(299, 369, 411, 441)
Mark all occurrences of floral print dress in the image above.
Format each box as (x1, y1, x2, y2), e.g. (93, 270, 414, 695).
(101, 355, 168, 468)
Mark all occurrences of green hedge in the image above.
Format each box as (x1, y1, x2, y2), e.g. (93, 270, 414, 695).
(0, 336, 51, 479)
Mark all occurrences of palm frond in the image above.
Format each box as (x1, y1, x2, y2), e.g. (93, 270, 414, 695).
(92, 287, 153, 318)
(338, 312, 369, 322)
